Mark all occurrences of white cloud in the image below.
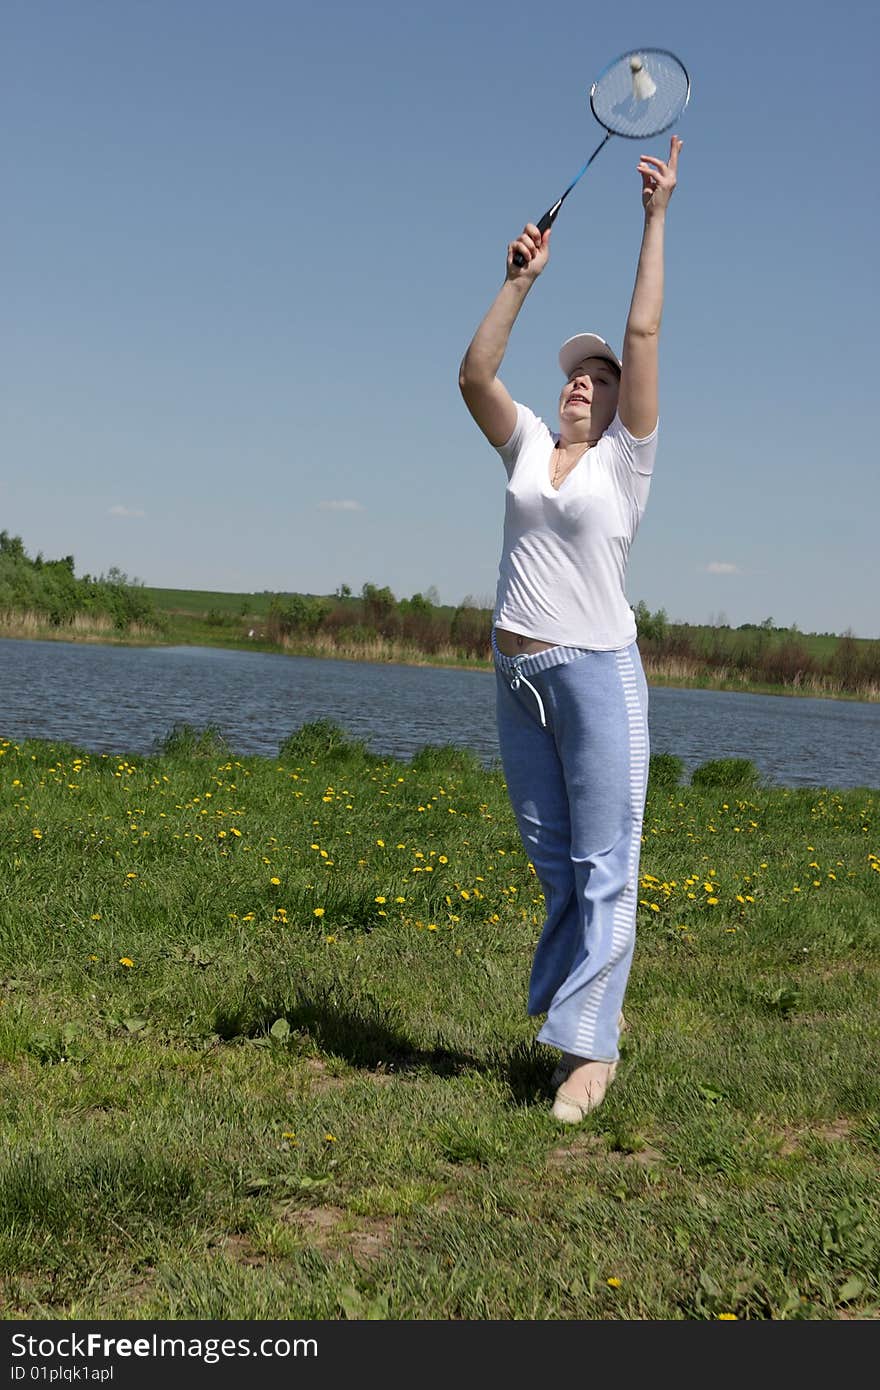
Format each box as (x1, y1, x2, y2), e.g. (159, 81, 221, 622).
(318, 499, 365, 512)
(705, 561, 740, 574)
(108, 505, 146, 519)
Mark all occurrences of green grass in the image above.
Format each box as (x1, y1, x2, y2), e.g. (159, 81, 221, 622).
(682, 624, 846, 663)
(1, 725, 878, 1320)
(141, 587, 281, 617)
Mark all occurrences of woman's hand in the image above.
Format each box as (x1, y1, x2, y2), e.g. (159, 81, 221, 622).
(506, 223, 550, 282)
(638, 135, 682, 218)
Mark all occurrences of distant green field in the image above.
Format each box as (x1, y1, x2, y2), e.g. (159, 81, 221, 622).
(143, 587, 463, 629)
(144, 588, 459, 623)
(142, 588, 280, 617)
(681, 625, 852, 663)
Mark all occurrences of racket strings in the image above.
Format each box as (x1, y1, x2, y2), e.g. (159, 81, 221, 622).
(591, 50, 689, 139)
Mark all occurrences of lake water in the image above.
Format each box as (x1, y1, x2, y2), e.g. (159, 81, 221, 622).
(0, 637, 877, 788)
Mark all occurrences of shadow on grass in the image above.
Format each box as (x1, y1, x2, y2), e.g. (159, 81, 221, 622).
(496, 1040, 559, 1107)
(213, 992, 558, 1099)
(214, 991, 481, 1077)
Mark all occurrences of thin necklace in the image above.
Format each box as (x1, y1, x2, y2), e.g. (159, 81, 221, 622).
(552, 440, 597, 488)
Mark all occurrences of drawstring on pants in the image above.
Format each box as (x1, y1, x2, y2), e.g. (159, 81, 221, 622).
(509, 656, 547, 728)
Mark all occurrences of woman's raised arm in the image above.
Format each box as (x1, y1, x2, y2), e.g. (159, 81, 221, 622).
(459, 224, 551, 447)
(618, 135, 683, 440)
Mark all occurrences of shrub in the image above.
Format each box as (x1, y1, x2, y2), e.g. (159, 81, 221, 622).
(690, 758, 761, 789)
(648, 752, 684, 790)
(409, 744, 482, 776)
(450, 598, 490, 659)
(278, 719, 369, 762)
(157, 724, 231, 758)
(266, 593, 330, 641)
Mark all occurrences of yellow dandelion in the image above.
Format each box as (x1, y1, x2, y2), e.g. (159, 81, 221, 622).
(717, 1313, 737, 1320)
(313, 907, 326, 918)
(607, 1277, 622, 1288)
(270, 877, 281, 885)
(90, 913, 101, 921)
(119, 957, 134, 968)
(375, 895, 386, 904)
(324, 1133, 337, 1143)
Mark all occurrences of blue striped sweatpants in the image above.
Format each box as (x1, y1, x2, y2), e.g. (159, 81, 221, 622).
(493, 629, 649, 1062)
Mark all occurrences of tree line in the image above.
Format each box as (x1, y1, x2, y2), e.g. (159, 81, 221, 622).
(0, 531, 156, 630)
(263, 583, 880, 695)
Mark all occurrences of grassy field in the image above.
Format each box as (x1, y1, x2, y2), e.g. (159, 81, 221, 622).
(1, 723, 878, 1320)
(141, 588, 281, 617)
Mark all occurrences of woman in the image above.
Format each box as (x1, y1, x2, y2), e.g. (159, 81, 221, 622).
(459, 136, 682, 1122)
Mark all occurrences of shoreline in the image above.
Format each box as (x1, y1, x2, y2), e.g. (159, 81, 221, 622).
(1, 624, 878, 705)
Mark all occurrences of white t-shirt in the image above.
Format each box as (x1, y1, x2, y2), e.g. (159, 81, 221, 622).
(493, 403, 658, 649)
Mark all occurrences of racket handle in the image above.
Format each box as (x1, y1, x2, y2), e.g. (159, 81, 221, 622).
(511, 206, 559, 268)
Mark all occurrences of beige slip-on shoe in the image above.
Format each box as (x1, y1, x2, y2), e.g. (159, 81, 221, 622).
(552, 1060, 618, 1123)
(550, 1011, 629, 1091)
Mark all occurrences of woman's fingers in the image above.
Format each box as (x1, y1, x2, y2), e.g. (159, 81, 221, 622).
(638, 158, 676, 188)
(508, 222, 550, 276)
(511, 228, 540, 261)
(640, 138, 683, 173)
(638, 137, 682, 214)
(519, 224, 543, 255)
(638, 155, 669, 173)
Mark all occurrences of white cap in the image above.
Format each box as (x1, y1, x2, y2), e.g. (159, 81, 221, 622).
(558, 333, 621, 377)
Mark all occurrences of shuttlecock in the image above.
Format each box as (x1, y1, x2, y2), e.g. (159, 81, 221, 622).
(629, 54, 656, 101)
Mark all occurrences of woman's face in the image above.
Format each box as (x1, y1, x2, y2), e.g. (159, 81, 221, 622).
(558, 356, 620, 435)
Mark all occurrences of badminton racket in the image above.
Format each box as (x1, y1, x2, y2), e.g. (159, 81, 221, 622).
(512, 48, 690, 267)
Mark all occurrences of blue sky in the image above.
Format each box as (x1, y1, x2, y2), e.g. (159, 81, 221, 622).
(3, 0, 877, 635)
